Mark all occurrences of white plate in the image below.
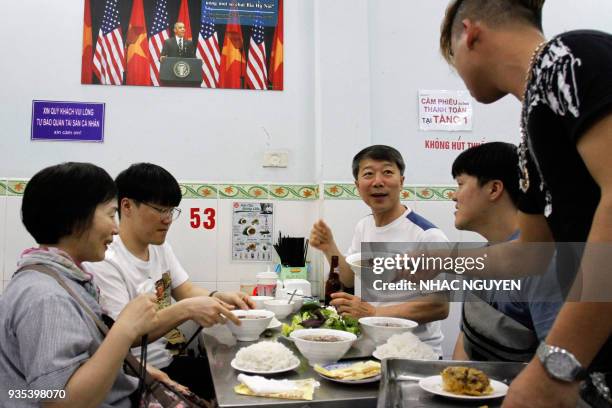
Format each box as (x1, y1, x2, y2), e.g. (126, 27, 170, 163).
(418, 375, 508, 400)
(230, 357, 300, 375)
(372, 350, 384, 360)
(267, 317, 281, 330)
(316, 361, 381, 384)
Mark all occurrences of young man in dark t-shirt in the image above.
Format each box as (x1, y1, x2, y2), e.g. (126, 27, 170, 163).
(438, 1, 612, 406)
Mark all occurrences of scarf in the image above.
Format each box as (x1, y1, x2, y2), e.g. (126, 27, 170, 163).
(16, 247, 100, 301)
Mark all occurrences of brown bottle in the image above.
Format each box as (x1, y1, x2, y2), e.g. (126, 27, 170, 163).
(324, 255, 342, 305)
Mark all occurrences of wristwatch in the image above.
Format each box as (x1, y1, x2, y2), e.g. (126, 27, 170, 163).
(536, 342, 587, 382)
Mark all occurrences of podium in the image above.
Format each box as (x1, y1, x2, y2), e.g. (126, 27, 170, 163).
(160, 57, 203, 87)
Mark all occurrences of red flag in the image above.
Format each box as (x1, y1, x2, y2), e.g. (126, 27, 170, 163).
(81, 0, 93, 84)
(125, 0, 151, 86)
(268, 0, 283, 90)
(177, 0, 193, 41)
(219, 6, 246, 89)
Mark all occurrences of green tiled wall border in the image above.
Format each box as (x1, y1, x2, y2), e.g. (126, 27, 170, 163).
(269, 185, 318, 200)
(0, 180, 454, 201)
(7, 180, 28, 196)
(181, 184, 218, 199)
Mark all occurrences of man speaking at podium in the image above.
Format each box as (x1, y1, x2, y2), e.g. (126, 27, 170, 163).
(160, 22, 195, 61)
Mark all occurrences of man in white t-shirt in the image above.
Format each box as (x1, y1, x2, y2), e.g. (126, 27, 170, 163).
(310, 145, 449, 355)
(86, 163, 254, 399)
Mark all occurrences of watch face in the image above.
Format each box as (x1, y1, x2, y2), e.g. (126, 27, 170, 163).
(547, 353, 574, 380)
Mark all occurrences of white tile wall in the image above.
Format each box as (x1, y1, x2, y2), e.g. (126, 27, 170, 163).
(167, 199, 218, 283)
(413, 201, 462, 242)
(190, 281, 217, 292)
(3, 197, 36, 280)
(217, 281, 240, 293)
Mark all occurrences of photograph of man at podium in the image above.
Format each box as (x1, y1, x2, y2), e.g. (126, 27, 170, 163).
(160, 22, 195, 61)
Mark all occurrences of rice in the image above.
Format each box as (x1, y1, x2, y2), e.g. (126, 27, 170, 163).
(374, 332, 439, 360)
(235, 341, 298, 371)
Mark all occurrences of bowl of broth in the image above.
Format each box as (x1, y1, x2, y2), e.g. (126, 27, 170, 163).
(228, 309, 275, 341)
(290, 328, 357, 365)
(358, 316, 418, 346)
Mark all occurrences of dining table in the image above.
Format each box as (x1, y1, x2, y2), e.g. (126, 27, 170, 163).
(199, 323, 380, 408)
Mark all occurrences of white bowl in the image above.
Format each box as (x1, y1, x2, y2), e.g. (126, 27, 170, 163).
(251, 296, 274, 309)
(345, 251, 397, 278)
(358, 317, 418, 346)
(289, 296, 304, 313)
(264, 299, 295, 320)
(227, 309, 274, 341)
(290, 328, 357, 366)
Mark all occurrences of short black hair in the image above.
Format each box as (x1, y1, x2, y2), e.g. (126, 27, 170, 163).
(352, 145, 406, 180)
(22, 162, 116, 244)
(440, 0, 545, 64)
(115, 163, 181, 209)
(451, 142, 520, 205)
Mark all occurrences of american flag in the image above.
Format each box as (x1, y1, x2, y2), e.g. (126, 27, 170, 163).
(92, 0, 125, 85)
(196, 3, 221, 88)
(148, 0, 170, 87)
(246, 10, 268, 90)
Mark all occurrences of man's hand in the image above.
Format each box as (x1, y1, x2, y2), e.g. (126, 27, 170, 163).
(310, 220, 336, 254)
(213, 291, 255, 310)
(501, 359, 580, 408)
(146, 365, 190, 394)
(160, 55, 166, 62)
(330, 292, 376, 318)
(184, 296, 241, 327)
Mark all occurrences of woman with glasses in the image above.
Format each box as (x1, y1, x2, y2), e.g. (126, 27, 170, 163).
(85, 162, 251, 401)
(0, 162, 159, 407)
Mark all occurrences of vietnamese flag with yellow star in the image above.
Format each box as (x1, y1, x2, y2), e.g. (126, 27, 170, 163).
(125, 0, 151, 86)
(219, 5, 246, 89)
(268, 0, 283, 90)
(81, 0, 93, 84)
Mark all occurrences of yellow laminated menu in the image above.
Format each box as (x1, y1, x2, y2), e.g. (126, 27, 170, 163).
(234, 379, 318, 401)
(314, 360, 381, 380)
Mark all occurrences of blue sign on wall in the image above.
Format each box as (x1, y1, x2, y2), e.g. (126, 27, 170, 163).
(31, 100, 105, 142)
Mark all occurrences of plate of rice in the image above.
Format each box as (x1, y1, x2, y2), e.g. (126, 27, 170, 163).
(231, 341, 301, 374)
(372, 332, 439, 360)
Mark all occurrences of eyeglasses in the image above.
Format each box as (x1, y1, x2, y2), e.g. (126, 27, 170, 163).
(138, 201, 182, 221)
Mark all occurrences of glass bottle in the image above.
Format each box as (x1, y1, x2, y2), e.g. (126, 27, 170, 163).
(324, 255, 342, 305)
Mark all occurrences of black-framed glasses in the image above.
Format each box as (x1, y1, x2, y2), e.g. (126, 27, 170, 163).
(138, 201, 182, 221)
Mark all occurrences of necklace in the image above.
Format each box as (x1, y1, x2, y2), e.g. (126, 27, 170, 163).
(518, 40, 553, 216)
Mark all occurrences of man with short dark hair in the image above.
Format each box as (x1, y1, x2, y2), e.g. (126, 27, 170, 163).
(450, 142, 562, 362)
(439, 0, 612, 405)
(310, 145, 450, 355)
(160, 22, 195, 61)
(86, 163, 253, 400)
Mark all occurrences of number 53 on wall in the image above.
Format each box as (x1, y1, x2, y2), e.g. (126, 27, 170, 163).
(190, 208, 216, 230)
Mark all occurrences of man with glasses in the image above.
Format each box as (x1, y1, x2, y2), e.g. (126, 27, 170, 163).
(85, 162, 253, 400)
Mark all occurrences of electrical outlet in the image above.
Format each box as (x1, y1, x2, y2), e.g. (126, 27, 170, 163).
(263, 150, 288, 168)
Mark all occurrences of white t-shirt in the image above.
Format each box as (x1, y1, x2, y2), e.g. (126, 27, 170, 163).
(347, 207, 449, 356)
(84, 236, 190, 368)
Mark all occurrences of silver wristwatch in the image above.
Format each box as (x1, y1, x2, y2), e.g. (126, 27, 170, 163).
(536, 342, 587, 382)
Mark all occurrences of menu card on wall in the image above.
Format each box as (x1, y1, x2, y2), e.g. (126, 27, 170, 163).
(231, 202, 274, 261)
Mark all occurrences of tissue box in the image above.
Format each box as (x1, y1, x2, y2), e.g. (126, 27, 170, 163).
(280, 266, 308, 280)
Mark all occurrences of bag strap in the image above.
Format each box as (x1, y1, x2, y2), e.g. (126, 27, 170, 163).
(16, 264, 181, 405)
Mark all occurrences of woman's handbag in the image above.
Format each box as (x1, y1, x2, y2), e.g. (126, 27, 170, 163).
(24, 264, 213, 408)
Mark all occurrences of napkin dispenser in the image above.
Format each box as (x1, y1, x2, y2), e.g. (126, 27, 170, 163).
(282, 279, 312, 297)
